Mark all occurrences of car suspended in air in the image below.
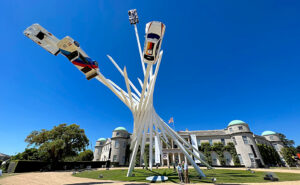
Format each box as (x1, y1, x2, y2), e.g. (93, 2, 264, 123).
(57, 36, 99, 80)
(23, 24, 99, 80)
(143, 21, 166, 64)
(24, 23, 60, 55)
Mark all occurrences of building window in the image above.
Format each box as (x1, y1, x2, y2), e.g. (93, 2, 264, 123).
(113, 155, 117, 162)
(115, 141, 119, 148)
(273, 144, 278, 150)
(238, 126, 243, 130)
(270, 136, 273, 140)
(248, 153, 255, 163)
(250, 145, 257, 157)
(197, 139, 201, 146)
(237, 154, 244, 165)
(229, 127, 233, 132)
(209, 139, 213, 146)
(221, 138, 225, 145)
(242, 136, 248, 144)
(232, 137, 237, 145)
(116, 132, 119, 136)
(123, 142, 126, 148)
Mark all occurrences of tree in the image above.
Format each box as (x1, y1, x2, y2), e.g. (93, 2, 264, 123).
(281, 147, 297, 167)
(199, 142, 212, 165)
(76, 150, 93, 161)
(296, 145, 300, 153)
(224, 142, 240, 166)
(11, 148, 40, 161)
(25, 123, 89, 162)
(257, 144, 281, 166)
(278, 133, 295, 148)
(211, 142, 225, 166)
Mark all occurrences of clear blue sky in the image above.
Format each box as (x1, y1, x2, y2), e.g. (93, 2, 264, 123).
(1, 1, 300, 155)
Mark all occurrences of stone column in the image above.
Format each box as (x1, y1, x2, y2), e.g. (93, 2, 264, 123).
(167, 153, 170, 167)
(171, 139, 174, 149)
(178, 153, 181, 164)
(172, 153, 175, 164)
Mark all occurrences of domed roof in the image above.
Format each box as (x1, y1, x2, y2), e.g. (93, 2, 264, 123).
(228, 120, 247, 126)
(114, 127, 127, 131)
(97, 138, 106, 142)
(262, 130, 276, 136)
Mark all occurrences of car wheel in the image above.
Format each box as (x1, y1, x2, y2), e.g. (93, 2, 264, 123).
(74, 41, 80, 47)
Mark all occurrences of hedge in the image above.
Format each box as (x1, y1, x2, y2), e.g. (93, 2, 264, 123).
(9, 160, 106, 173)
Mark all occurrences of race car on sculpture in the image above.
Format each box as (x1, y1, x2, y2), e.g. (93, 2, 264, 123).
(57, 36, 99, 80)
(23, 24, 99, 80)
(143, 21, 166, 64)
(24, 24, 60, 55)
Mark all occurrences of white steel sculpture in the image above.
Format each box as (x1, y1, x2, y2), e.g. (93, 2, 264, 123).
(24, 9, 211, 177)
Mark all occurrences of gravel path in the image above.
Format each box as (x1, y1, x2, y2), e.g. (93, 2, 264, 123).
(1, 167, 300, 185)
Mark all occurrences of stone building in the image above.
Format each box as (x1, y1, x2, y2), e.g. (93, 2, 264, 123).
(93, 127, 130, 166)
(93, 120, 286, 168)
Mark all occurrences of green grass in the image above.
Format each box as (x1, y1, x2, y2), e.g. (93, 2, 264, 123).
(270, 167, 300, 170)
(74, 168, 300, 183)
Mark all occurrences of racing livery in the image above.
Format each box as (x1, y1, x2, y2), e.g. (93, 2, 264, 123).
(24, 24, 99, 80)
(143, 21, 166, 64)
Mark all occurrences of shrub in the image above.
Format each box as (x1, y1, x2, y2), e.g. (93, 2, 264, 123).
(281, 147, 297, 167)
(76, 150, 93, 161)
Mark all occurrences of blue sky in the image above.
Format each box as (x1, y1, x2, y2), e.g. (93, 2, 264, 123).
(1, 1, 300, 155)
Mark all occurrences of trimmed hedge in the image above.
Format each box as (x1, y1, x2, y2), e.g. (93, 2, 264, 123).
(10, 160, 106, 173)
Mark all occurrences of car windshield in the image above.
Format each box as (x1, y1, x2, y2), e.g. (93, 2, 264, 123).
(147, 33, 160, 40)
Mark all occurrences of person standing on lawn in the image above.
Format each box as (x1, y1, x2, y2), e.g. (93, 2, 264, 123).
(177, 163, 184, 183)
(183, 161, 190, 183)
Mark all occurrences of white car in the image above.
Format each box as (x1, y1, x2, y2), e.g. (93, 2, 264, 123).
(143, 21, 166, 64)
(24, 24, 99, 80)
(57, 36, 99, 80)
(24, 24, 60, 55)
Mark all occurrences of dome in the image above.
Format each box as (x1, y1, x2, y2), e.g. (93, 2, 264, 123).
(114, 127, 127, 131)
(262, 130, 276, 136)
(97, 138, 106, 142)
(228, 120, 247, 126)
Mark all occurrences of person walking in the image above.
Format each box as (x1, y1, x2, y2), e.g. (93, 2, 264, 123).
(182, 161, 190, 183)
(177, 163, 184, 183)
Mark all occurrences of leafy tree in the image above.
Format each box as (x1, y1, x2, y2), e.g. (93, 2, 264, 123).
(257, 144, 281, 166)
(25, 123, 89, 162)
(281, 147, 297, 167)
(199, 142, 212, 165)
(11, 148, 40, 161)
(278, 133, 295, 148)
(296, 145, 300, 153)
(76, 150, 93, 161)
(212, 142, 225, 166)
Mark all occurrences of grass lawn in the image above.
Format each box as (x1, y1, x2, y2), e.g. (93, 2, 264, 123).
(270, 167, 300, 170)
(74, 168, 300, 183)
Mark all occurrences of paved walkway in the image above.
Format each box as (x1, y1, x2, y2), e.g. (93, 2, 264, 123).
(0, 167, 300, 185)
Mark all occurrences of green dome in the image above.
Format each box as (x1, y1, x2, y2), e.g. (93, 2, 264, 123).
(228, 120, 246, 126)
(97, 138, 106, 141)
(262, 131, 276, 136)
(114, 127, 127, 131)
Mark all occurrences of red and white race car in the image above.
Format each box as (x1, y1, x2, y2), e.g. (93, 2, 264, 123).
(24, 24, 99, 80)
(143, 21, 166, 64)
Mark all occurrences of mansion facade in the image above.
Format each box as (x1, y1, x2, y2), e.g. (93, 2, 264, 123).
(93, 120, 286, 168)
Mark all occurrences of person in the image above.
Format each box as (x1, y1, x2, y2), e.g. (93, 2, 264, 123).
(177, 163, 184, 183)
(105, 160, 110, 170)
(173, 162, 176, 172)
(182, 161, 190, 183)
